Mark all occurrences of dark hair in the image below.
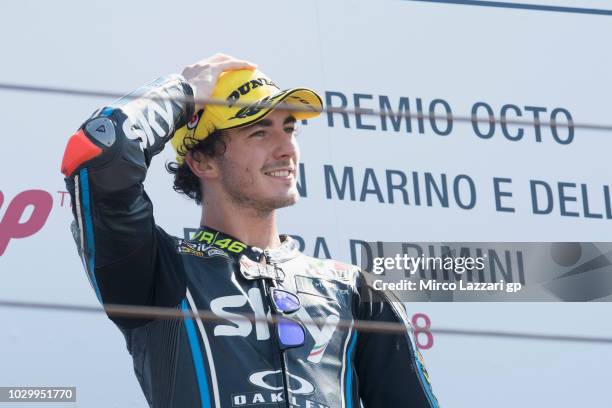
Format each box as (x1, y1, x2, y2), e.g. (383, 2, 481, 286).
(166, 130, 227, 205)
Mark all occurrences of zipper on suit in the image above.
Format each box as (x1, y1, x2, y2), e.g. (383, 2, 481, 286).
(262, 250, 291, 408)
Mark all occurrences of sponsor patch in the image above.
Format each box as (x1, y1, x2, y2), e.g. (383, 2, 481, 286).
(187, 109, 202, 129)
(177, 241, 204, 257)
(226, 77, 279, 107)
(328, 261, 356, 283)
(295, 275, 336, 300)
(229, 91, 288, 120)
(230, 370, 329, 407)
(177, 240, 230, 259)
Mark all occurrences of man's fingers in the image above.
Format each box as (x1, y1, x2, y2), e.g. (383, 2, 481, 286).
(209, 53, 232, 62)
(181, 54, 257, 111)
(214, 60, 257, 73)
(186, 54, 231, 71)
(184, 57, 256, 79)
(196, 53, 230, 64)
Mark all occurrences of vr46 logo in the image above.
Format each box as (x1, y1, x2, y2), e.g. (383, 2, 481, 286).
(210, 288, 339, 363)
(0, 190, 53, 256)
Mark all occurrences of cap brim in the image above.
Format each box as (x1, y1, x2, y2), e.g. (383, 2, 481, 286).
(219, 87, 323, 131)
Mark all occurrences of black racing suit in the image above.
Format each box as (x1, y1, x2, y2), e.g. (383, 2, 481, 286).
(62, 75, 439, 408)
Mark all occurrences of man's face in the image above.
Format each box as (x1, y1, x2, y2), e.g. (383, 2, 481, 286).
(214, 109, 301, 213)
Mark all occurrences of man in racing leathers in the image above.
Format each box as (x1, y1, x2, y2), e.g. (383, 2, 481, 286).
(60, 54, 439, 408)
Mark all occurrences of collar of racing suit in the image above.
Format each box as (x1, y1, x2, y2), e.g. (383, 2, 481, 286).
(191, 225, 301, 264)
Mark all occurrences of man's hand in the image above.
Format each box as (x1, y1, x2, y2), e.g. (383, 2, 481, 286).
(181, 53, 257, 112)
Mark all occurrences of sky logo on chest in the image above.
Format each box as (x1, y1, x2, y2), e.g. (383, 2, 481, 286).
(210, 288, 339, 364)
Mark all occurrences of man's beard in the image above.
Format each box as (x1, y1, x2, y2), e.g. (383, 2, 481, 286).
(218, 157, 298, 215)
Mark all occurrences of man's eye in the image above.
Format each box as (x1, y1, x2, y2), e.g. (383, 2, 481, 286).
(284, 127, 296, 135)
(249, 130, 266, 138)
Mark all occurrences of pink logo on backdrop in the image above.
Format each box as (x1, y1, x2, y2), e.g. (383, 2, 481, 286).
(0, 190, 53, 256)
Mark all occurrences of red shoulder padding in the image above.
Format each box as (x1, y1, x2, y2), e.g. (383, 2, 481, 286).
(61, 129, 103, 176)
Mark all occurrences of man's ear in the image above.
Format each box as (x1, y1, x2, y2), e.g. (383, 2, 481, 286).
(185, 150, 218, 180)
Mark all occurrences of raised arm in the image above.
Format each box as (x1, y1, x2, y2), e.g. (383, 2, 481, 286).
(61, 75, 194, 326)
(61, 55, 257, 327)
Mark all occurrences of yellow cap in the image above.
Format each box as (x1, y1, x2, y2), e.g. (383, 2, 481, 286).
(172, 69, 322, 163)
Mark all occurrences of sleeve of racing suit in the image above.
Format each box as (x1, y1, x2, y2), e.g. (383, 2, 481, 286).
(354, 274, 440, 407)
(61, 75, 194, 328)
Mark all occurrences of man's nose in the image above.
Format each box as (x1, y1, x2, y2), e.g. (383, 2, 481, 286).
(271, 126, 298, 159)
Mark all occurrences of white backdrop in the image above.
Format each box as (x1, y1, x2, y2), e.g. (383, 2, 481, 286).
(1, 0, 611, 406)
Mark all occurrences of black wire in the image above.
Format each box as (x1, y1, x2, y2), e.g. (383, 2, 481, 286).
(0, 81, 609, 132)
(1, 299, 610, 345)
